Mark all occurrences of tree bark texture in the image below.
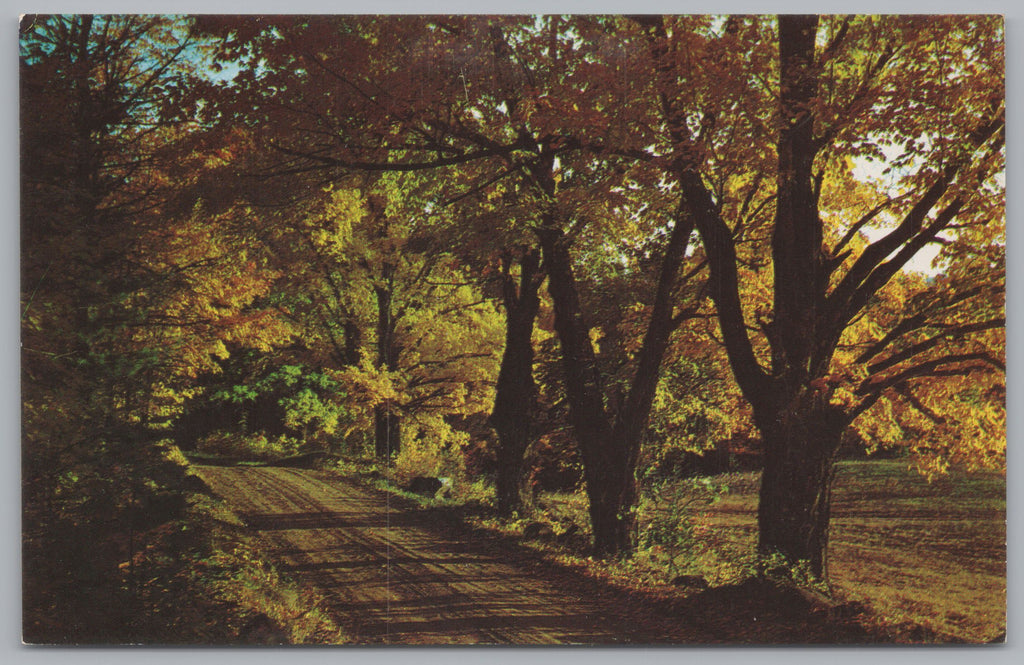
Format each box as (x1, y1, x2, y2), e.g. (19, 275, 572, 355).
(756, 400, 847, 579)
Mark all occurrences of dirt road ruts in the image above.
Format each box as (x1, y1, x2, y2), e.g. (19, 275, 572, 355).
(196, 465, 680, 644)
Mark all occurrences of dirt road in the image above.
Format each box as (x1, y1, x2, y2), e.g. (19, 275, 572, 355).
(195, 465, 680, 644)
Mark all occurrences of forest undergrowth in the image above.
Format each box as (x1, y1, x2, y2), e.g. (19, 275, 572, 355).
(23, 445, 344, 645)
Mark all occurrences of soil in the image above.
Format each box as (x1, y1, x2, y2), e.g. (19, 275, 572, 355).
(194, 464, 901, 645)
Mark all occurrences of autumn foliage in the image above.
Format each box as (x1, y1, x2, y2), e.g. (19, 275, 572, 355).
(21, 13, 1003, 641)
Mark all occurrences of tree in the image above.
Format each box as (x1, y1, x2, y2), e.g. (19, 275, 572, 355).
(511, 15, 771, 555)
(678, 15, 1004, 578)
(193, 15, 725, 555)
(242, 171, 504, 465)
(487, 245, 544, 514)
(20, 15, 303, 641)
(187, 14, 1005, 568)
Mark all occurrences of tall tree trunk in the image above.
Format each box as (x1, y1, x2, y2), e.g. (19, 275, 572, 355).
(538, 225, 633, 556)
(490, 248, 543, 516)
(537, 210, 692, 557)
(374, 257, 401, 459)
(756, 401, 847, 580)
(755, 14, 843, 580)
(374, 405, 401, 459)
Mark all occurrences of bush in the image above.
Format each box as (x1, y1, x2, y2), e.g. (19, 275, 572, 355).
(389, 412, 475, 484)
(637, 477, 728, 580)
(23, 435, 206, 643)
(195, 431, 301, 461)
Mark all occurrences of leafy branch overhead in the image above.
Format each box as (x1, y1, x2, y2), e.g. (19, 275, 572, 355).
(21, 14, 1003, 637)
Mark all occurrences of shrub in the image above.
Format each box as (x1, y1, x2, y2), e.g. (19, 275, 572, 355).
(392, 428, 467, 485)
(195, 431, 300, 461)
(637, 477, 728, 580)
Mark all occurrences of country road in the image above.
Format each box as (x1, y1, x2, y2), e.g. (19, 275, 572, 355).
(195, 465, 686, 645)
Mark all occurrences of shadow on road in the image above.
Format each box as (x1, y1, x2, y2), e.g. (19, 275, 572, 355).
(199, 465, 917, 644)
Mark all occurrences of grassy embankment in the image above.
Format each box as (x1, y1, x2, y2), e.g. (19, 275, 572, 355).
(23, 446, 345, 645)
(182, 489, 347, 644)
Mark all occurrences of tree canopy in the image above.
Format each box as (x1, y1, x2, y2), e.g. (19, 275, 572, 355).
(22, 13, 1004, 611)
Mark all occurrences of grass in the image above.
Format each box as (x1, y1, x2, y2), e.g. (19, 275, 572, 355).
(827, 461, 1006, 642)
(460, 459, 1005, 643)
(326, 454, 1005, 643)
(701, 461, 1007, 642)
(188, 493, 348, 644)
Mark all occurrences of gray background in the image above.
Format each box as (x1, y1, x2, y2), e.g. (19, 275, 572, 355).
(3, 1, 1019, 662)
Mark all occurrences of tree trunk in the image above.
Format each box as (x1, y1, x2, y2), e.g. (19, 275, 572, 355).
(756, 401, 846, 579)
(490, 249, 543, 516)
(374, 404, 401, 459)
(584, 437, 639, 557)
(343, 320, 362, 367)
(494, 430, 532, 515)
(374, 257, 401, 460)
(537, 226, 636, 556)
(536, 193, 693, 557)
(752, 14, 843, 581)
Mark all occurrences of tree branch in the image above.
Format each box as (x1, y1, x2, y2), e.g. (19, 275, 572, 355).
(867, 316, 1004, 375)
(856, 352, 1003, 398)
(682, 170, 771, 402)
(828, 112, 1004, 324)
(894, 383, 945, 424)
(854, 284, 999, 364)
(849, 353, 1002, 421)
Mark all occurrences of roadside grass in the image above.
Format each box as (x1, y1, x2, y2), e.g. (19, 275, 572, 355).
(187, 492, 347, 644)
(130, 450, 347, 644)
(532, 460, 1006, 643)
(330, 454, 1005, 643)
(181, 448, 348, 643)
(23, 445, 346, 645)
(333, 454, 495, 507)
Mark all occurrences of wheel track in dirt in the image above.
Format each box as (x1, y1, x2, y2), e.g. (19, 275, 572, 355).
(242, 468, 523, 643)
(196, 465, 674, 644)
